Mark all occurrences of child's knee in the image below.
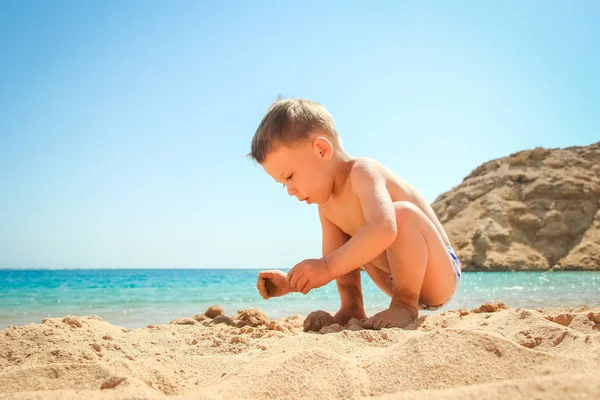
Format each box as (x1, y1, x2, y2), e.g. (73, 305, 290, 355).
(393, 201, 423, 232)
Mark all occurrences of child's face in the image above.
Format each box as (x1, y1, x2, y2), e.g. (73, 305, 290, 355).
(261, 138, 334, 205)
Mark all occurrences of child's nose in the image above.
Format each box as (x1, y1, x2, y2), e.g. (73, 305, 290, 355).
(286, 185, 297, 196)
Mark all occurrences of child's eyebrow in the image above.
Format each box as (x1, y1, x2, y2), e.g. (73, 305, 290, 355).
(273, 173, 289, 184)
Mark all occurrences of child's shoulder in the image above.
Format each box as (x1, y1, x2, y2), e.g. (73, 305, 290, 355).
(349, 157, 391, 180)
(350, 157, 382, 170)
(347, 157, 408, 193)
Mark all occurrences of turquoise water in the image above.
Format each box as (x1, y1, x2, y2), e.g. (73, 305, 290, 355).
(1, 269, 598, 329)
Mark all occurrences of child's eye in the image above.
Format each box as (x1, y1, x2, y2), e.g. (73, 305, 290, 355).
(281, 174, 293, 188)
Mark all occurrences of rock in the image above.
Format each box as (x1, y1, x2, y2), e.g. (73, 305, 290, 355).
(234, 308, 270, 327)
(347, 318, 363, 326)
(266, 321, 285, 331)
(100, 377, 126, 390)
(472, 302, 508, 313)
(230, 336, 248, 345)
(551, 314, 573, 326)
(346, 318, 365, 331)
(205, 306, 224, 319)
(62, 316, 83, 328)
(432, 142, 600, 271)
(303, 310, 335, 332)
(587, 312, 600, 323)
(211, 316, 236, 326)
(193, 314, 207, 322)
(319, 323, 343, 334)
(235, 320, 249, 328)
(347, 324, 363, 331)
(170, 318, 197, 325)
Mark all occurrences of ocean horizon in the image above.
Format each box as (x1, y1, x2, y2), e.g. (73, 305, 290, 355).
(1, 269, 599, 329)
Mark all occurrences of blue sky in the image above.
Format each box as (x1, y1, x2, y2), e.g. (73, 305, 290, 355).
(1, 1, 598, 269)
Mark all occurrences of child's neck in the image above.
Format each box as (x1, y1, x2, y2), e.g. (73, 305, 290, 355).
(330, 148, 354, 197)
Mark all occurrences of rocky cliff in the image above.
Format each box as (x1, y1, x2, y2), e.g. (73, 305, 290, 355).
(432, 142, 600, 271)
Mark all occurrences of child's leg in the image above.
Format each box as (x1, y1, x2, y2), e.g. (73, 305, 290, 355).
(363, 263, 393, 297)
(363, 201, 457, 330)
(333, 269, 367, 325)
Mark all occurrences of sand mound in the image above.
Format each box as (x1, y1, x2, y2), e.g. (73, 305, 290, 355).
(1, 304, 600, 399)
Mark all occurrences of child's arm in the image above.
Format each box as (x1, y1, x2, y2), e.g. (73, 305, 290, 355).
(287, 162, 396, 292)
(320, 209, 350, 259)
(324, 162, 397, 278)
(285, 211, 349, 294)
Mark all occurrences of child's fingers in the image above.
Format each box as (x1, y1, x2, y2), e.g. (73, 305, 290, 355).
(289, 270, 304, 289)
(287, 260, 306, 283)
(286, 267, 296, 282)
(297, 276, 310, 294)
(287, 266, 298, 285)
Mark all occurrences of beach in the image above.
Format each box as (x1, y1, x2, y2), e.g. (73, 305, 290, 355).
(1, 303, 600, 399)
(2, 0, 599, 398)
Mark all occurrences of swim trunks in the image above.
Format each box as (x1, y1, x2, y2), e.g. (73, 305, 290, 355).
(418, 245, 462, 311)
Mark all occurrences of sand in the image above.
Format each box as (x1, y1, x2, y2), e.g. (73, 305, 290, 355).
(1, 303, 600, 399)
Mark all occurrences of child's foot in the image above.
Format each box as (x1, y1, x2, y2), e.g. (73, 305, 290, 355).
(334, 306, 367, 326)
(363, 305, 418, 330)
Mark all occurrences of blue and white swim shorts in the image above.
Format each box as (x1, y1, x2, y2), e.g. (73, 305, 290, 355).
(418, 245, 462, 311)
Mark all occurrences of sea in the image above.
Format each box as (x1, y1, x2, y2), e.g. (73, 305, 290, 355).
(1, 269, 599, 329)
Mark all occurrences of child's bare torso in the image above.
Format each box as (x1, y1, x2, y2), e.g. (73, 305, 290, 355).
(319, 158, 450, 272)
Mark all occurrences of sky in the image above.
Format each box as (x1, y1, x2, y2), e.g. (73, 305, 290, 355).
(0, 1, 598, 269)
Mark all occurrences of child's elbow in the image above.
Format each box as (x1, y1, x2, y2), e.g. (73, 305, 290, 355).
(377, 219, 398, 247)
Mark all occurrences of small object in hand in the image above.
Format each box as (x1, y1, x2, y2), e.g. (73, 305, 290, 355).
(263, 277, 281, 297)
(256, 270, 290, 299)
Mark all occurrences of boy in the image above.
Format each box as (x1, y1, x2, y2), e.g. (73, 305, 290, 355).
(251, 98, 461, 329)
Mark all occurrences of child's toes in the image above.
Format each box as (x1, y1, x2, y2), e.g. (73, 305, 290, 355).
(376, 320, 392, 330)
(362, 316, 376, 329)
(372, 320, 381, 330)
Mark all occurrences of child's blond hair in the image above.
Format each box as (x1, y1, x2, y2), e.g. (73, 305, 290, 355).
(250, 98, 339, 163)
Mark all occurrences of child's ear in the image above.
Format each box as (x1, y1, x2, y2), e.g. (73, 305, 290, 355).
(313, 136, 333, 161)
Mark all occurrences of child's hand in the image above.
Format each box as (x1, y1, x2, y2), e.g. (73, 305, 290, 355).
(256, 270, 292, 299)
(287, 258, 332, 294)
